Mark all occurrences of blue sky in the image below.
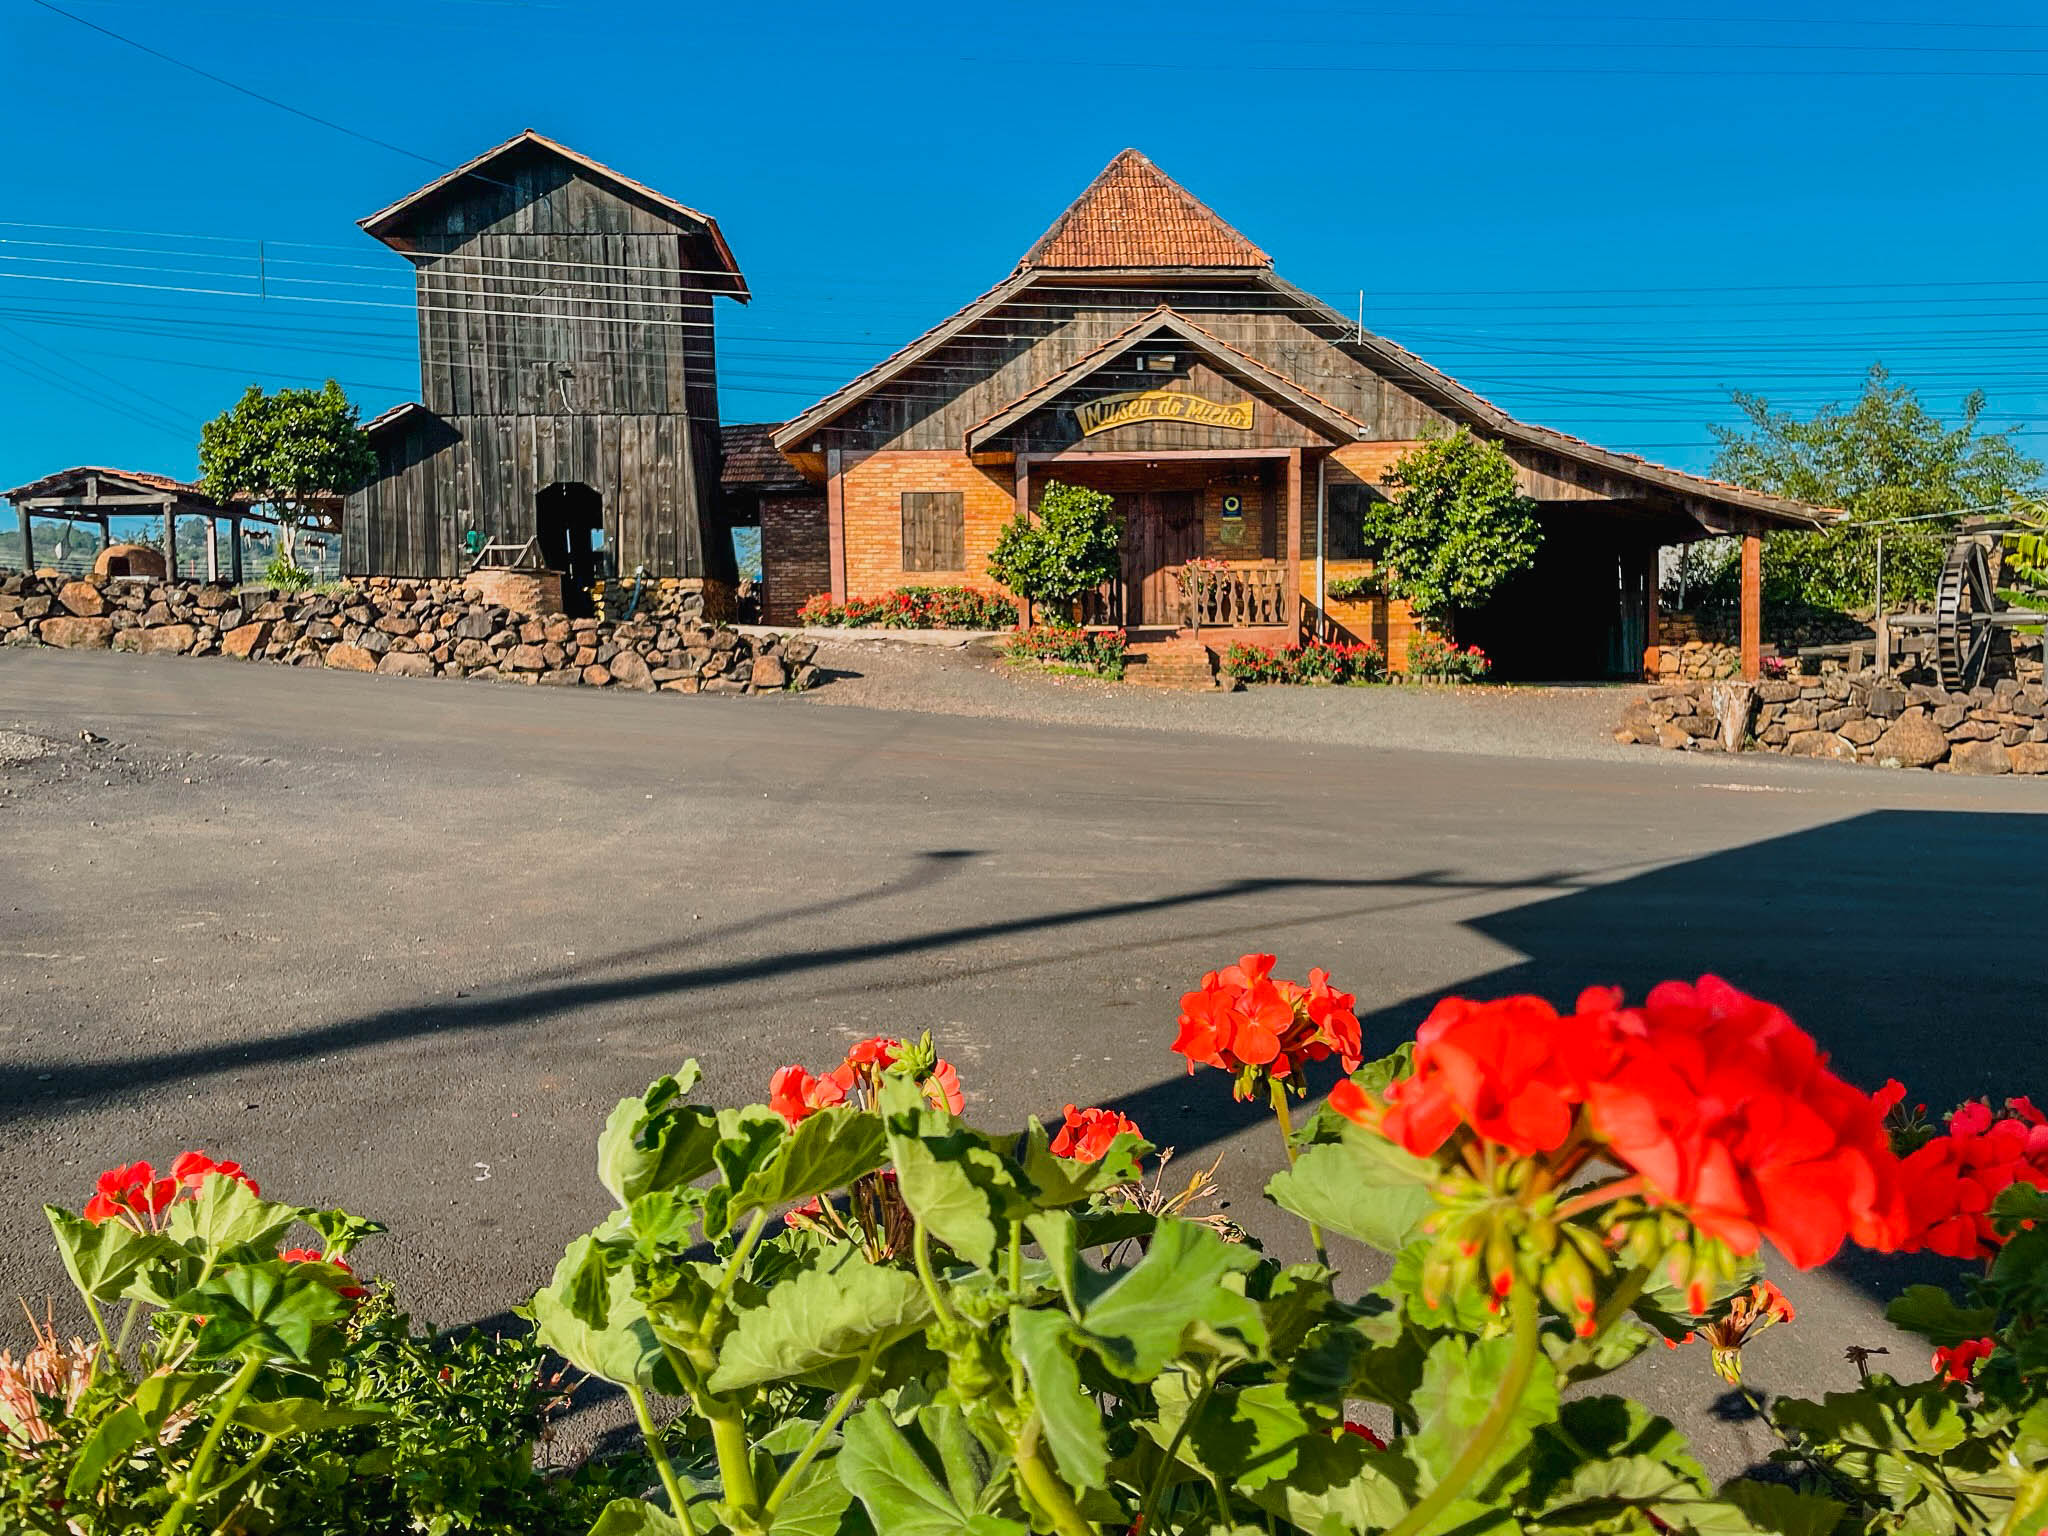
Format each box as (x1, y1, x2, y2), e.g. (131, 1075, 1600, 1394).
(3, 0, 2046, 498)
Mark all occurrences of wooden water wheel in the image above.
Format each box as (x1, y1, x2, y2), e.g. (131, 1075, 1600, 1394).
(1933, 539, 1998, 692)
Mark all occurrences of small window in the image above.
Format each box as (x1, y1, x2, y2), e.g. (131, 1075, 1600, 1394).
(1325, 482, 1375, 561)
(901, 491, 965, 572)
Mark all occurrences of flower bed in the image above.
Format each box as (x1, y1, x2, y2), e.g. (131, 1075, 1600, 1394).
(1406, 632, 1492, 682)
(1003, 622, 1128, 680)
(13, 966, 2048, 1536)
(796, 586, 1019, 630)
(1222, 639, 1387, 685)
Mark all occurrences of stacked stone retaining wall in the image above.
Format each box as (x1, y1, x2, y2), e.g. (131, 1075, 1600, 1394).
(0, 572, 818, 695)
(1617, 673, 2048, 774)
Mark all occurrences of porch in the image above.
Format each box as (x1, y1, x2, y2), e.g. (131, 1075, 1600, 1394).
(1016, 449, 1306, 643)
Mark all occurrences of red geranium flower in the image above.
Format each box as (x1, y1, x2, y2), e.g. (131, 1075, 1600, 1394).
(1050, 1104, 1142, 1163)
(1585, 977, 1903, 1269)
(82, 1161, 179, 1231)
(1339, 1418, 1387, 1450)
(1894, 1099, 2048, 1259)
(171, 1150, 259, 1198)
(1173, 954, 1364, 1097)
(1933, 1336, 1995, 1385)
(768, 1065, 848, 1127)
(1342, 990, 1624, 1158)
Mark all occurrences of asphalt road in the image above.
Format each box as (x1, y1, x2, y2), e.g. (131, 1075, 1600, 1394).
(3, 648, 2044, 1474)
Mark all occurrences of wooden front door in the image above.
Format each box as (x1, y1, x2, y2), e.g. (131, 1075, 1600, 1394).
(1118, 491, 1203, 626)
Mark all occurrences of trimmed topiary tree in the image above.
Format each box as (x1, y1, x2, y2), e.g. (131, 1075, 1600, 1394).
(987, 480, 1124, 618)
(1366, 428, 1542, 637)
(198, 381, 374, 587)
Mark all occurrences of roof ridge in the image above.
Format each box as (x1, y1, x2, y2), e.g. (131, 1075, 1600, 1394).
(1016, 148, 1270, 272)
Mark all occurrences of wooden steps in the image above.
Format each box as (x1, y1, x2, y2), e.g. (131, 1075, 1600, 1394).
(1125, 639, 1219, 690)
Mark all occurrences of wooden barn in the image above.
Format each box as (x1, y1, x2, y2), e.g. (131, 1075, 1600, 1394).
(762, 149, 1830, 679)
(343, 131, 747, 610)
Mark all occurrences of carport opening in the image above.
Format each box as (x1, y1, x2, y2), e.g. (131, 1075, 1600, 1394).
(536, 482, 604, 617)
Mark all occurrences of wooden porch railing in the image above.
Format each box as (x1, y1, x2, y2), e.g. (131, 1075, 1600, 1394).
(1187, 562, 1290, 630)
(1076, 582, 1125, 628)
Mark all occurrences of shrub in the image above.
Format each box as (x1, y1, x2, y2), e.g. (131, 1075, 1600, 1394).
(796, 586, 1019, 630)
(1324, 573, 1381, 603)
(1004, 623, 1128, 680)
(1406, 632, 1493, 682)
(264, 552, 314, 591)
(987, 481, 1124, 613)
(1367, 429, 1542, 630)
(1223, 639, 1386, 685)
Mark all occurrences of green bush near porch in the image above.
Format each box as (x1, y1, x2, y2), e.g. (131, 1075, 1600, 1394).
(988, 481, 1124, 615)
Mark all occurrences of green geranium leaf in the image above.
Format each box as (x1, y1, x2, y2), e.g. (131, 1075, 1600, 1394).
(1239, 1427, 1414, 1536)
(703, 1106, 791, 1238)
(231, 1396, 388, 1436)
(885, 1090, 1026, 1271)
(164, 1260, 354, 1364)
(1294, 1046, 1417, 1146)
(1025, 1212, 1081, 1315)
(768, 1453, 866, 1536)
(1717, 1479, 1845, 1536)
(1009, 1306, 1107, 1490)
(299, 1208, 385, 1259)
(589, 1498, 689, 1536)
(1407, 1331, 1559, 1497)
(598, 1064, 720, 1207)
(64, 1404, 149, 1498)
(839, 1403, 1027, 1536)
(162, 1176, 304, 1257)
(44, 1206, 179, 1303)
(1156, 1371, 1312, 1493)
(709, 1242, 932, 1391)
(1885, 1284, 1998, 1346)
(728, 1108, 888, 1227)
(528, 1238, 680, 1393)
(1077, 1219, 1266, 1380)
(1266, 1130, 1436, 1257)
(1015, 1119, 1149, 1208)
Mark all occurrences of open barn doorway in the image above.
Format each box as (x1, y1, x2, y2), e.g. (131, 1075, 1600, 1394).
(537, 482, 604, 616)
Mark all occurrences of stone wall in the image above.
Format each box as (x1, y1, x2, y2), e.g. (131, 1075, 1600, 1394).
(0, 572, 819, 696)
(1651, 607, 1880, 681)
(1616, 673, 2048, 775)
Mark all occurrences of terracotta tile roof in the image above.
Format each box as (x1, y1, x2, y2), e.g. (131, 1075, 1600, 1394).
(364, 401, 430, 435)
(3, 465, 215, 502)
(721, 422, 806, 488)
(1018, 149, 1270, 272)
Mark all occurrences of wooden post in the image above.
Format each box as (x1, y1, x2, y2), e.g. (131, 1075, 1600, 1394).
(1739, 529, 1762, 681)
(205, 517, 220, 582)
(14, 502, 30, 573)
(230, 517, 244, 585)
(162, 496, 178, 581)
(1012, 457, 1031, 630)
(824, 448, 846, 604)
(1285, 449, 1303, 641)
(1643, 546, 1661, 679)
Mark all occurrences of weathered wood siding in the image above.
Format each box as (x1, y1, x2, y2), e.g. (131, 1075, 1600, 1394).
(805, 282, 1449, 454)
(998, 360, 1331, 452)
(345, 148, 731, 582)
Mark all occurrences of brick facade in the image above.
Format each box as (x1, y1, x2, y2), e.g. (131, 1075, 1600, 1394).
(760, 491, 829, 624)
(838, 452, 1017, 600)
(1305, 442, 1423, 662)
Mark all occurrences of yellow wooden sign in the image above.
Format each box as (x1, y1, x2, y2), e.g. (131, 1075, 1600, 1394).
(1073, 389, 1255, 437)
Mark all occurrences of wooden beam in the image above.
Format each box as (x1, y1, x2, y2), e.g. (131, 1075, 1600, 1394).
(163, 495, 178, 582)
(205, 518, 220, 583)
(15, 502, 31, 572)
(1285, 448, 1303, 641)
(1643, 545, 1661, 679)
(1012, 457, 1031, 629)
(1740, 530, 1762, 681)
(230, 517, 244, 585)
(19, 494, 185, 510)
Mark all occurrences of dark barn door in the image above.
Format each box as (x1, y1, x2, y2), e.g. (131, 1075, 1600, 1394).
(1118, 491, 1202, 627)
(537, 482, 605, 616)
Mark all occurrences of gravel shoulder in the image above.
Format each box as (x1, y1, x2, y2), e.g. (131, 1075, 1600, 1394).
(800, 636, 1648, 762)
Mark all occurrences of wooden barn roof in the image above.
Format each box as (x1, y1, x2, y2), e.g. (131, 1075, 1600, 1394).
(720, 422, 806, 489)
(1017, 149, 1270, 271)
(358, 129, 747, 297)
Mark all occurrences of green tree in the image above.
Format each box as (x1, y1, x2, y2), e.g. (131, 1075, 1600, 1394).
(1365, 428, 1542, 634)
(987, 479, 1124, 615)
(198, 381, 374, 583)
(1707, 365, 2043, 611)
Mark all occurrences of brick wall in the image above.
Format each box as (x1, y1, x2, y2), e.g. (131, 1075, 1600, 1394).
(1300, 443, 1423, 662)
(760, 491, 829, 624)
(839, 452, 1017, 599)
